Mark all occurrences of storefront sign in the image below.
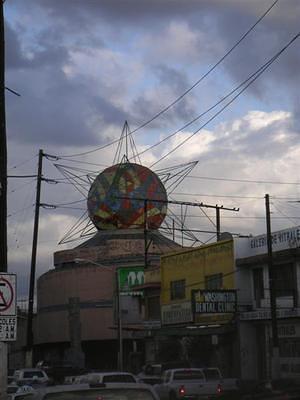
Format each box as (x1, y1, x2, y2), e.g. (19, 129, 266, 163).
(118, 267, 144, 295)
(248, 226, 300, 256)
(161, 302, 193, 325)
(278, 323, 300, 337)
(192, 290, 237, 314)
(240, 308, 300, 321)
(0, 317, 17, 341)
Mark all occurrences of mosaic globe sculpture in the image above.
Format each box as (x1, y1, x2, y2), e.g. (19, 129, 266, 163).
(87, 163, 168, 230)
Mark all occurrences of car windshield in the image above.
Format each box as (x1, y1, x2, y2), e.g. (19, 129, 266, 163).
(102, 375, 135, 383)
(173, 371, 205, 381)
(44, 389, 155, 400)
(23, 371, 44, 379)
(202, 369, 221, 381)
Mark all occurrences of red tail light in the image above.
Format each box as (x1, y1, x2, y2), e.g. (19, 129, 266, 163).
(179, 385, 186, 396)
(217, 383, 223, 395)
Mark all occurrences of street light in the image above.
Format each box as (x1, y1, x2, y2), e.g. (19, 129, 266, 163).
(74, 258, 123, 371)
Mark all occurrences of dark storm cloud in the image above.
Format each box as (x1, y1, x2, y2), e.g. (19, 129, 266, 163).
(5, 15, 129, 147)
(5, 23, 28, 69)
(131, 65, 196, 129)
(198, 111, 297, 166)
(194, 1, 300, 103)
(25, 0, 204, 25)
(6, 0, 299, 149)
(6, 69, 127, 146)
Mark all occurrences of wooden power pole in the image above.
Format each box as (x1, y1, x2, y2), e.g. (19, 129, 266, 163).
(265, 194, 280, 381)
(0, 1, 8, 398)
(26, 149, 44, 367)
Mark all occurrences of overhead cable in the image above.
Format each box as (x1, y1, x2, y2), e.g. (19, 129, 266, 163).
(150, 31, 300, 167)
(54, 0, 279, 159)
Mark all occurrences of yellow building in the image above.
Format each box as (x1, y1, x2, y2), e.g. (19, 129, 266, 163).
(160, 239, 236, 327)
(157, 239, 239, 377)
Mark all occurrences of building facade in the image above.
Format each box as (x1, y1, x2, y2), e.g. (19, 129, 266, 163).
(155, 239, 239, 378)
(35, 229, 180, 370)
(235, 226, 300, 382)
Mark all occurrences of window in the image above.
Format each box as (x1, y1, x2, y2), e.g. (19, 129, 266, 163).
(274, 263, 295, 297)
(279, 338, 300, 358)
(23, 371, 45, 378)
(170, 280, 185, 300)
(205, 273, 223, 290)
(202, 368, 221, 381)
(102, 374, 136, 383)
(147, 296, 160, 320)
(163, 371, 172, 383)
(253, 268, 264, 307)
(173, 370, 205, 381)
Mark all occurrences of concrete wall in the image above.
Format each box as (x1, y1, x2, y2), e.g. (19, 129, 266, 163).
(239, 322, 259, 381)
(160, 240, 235, 305)
(36, 265, 116, 344)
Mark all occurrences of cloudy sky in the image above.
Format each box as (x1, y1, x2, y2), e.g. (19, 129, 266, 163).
(4, 0, 300, 298)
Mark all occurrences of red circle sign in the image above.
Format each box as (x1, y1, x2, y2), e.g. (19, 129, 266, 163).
(0, 277, 14, 312)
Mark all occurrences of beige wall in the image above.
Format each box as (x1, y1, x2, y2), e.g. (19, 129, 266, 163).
(36, 266, 116, 344)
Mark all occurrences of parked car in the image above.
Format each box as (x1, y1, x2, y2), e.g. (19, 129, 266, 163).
(12, 369, 50, 387)
(75, 371, 139, 384)
(138, 364, 164, 385)
(138, 362, 190, 385)
(11, 382, 160, 400)
(153, 367, 239, 399)
(201, 367, 239, 393)
(36, 361, 86, 384)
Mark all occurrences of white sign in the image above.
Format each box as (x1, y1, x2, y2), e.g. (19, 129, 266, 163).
(278, 324, 300, 337)
(0, 274, 16, 316)
(0, 316, 17, 341)
(161, 302, 193, 325)
(0, 274, 17, 342)
(193, 290, 237, 314)
(248, 226, 300, 256)
(240, 308, 300, 321)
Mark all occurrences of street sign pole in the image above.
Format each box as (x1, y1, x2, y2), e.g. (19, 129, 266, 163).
(0, 273, 17, 400)
(116, 269, 123, 372)
(0, 0, 8, 398)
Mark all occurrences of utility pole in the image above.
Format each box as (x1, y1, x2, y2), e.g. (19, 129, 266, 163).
(0, 0, 8, 398)
(26, 149, 43, 367)
(0, 0, 6, 272)
(216, 206, 221, 241)
(115, 269, 123, 371)
(265, 194, 280, 381)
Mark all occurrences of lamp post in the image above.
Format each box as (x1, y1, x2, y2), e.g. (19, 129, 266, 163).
(74, 258, 123, 371)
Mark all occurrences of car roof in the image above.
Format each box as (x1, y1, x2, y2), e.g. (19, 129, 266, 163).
(16, 369, 45, 372)
(87, 372, 135, 376)
(15, 383, 158, 399)
(164, 368, 205, 372)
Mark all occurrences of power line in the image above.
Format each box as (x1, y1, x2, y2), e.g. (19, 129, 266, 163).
(150, 31, 300, 167)
(7, 155, 37, 171)
(133, 46, 282, 160)
(7, 174, 37, 178)
(7, 204, 34, 218)
(160, 267, 240, 294)
(54, 0, 279, 159)
(170, 214, 300, 220)
(127, 0, 279, 136)
(172, 192, 264, 199)
(184, 173, 300, 186)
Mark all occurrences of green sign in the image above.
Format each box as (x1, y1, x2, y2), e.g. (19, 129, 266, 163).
(118, 267, 145, 295)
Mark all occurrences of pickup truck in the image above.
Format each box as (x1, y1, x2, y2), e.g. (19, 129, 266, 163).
(153, 367, 238, 399)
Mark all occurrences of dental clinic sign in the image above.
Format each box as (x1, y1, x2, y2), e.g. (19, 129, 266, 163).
(249, 226, 300, 256)
(193, 290, 237, 315)
(118, 267, 144, 296)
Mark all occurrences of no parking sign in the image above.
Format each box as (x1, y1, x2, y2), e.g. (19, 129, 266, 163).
(0, 273, 17, 341)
